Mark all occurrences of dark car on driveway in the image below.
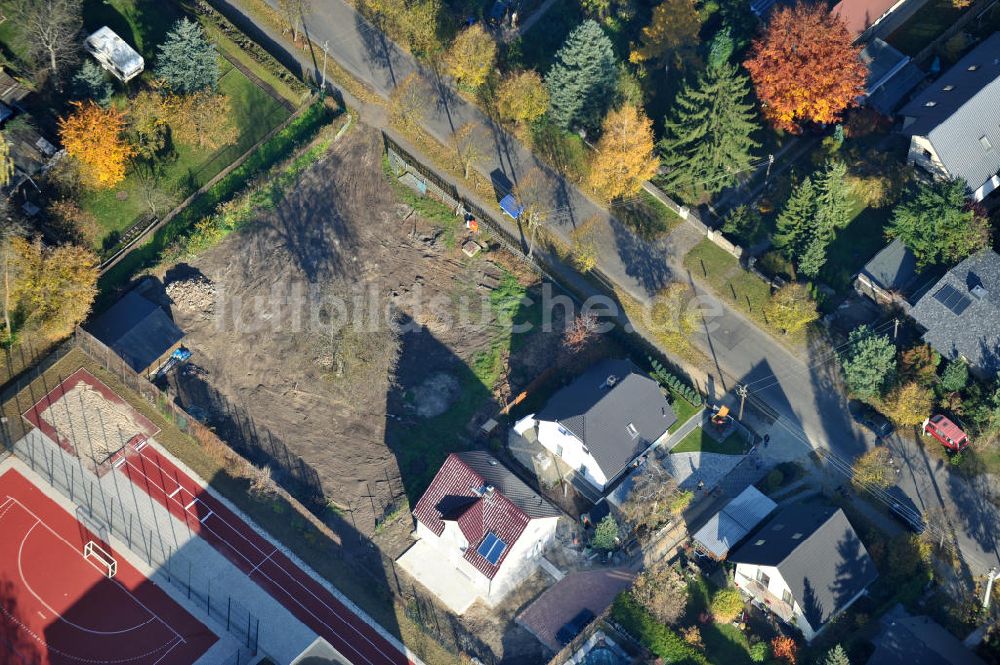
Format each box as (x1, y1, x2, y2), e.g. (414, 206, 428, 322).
(850, 400, 894, 438)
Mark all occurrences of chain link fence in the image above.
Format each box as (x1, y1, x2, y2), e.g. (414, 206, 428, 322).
(3, 413, 260, 658)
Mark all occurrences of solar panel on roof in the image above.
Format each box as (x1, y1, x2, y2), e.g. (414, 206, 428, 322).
(933, 283, 972, 315)
(476, 532, 507, 565)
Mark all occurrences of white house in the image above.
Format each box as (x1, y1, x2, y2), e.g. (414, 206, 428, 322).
(84, 27, 144, 83)
(514, 359, 676, 492)
(899, 33, 1000, 202)
(731, 502, 878, 641)
(396, 451, 561, 614)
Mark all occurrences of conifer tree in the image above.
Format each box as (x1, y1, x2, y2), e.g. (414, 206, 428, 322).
(544, 20, 617, 130)
(658, 61, 759, 196)
(774, 175, 817, 262)
(155, 18, 220, 94)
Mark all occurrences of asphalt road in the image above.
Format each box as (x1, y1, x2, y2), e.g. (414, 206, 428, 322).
(240, 0, 1000, 577)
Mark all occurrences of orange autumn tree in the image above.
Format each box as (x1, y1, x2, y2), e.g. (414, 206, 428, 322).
(743, 3, 865, 133)
(588, 104, 659, 201)
(58, 101, 135, 188)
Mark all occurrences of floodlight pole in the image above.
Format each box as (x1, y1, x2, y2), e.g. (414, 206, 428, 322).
(737, 384, 748, 421)
(985, 567, 998, 610)
(321, 40, 330, 90)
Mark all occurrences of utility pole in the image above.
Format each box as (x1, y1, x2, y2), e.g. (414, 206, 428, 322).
(321, 40, 330, 91)
(893, 317, 899, 342)
(737, 384, 748, 421)
(985, 567, 998, 610)
(763, 154, 774, 187)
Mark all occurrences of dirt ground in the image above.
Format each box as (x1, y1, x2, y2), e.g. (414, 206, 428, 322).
(146, 124, 573, 661)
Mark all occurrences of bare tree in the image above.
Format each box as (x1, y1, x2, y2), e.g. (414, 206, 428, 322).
(277, 0, 313, 43)
(512, 167, 549, 258)
(12, 0, 83, 88)
(451, 122, 484, 180)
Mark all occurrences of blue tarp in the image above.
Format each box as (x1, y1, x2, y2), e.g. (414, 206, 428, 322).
(499, 194, 523, 219)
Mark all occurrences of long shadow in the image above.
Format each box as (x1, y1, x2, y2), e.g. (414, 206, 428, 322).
(608, 216, 675, 296)
(1, 577, 42, 663)
(352, 3, 401, 88)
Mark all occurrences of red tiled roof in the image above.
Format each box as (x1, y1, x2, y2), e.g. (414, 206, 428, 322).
(412, 454, 532, 579)
(830, 0, 899, 36)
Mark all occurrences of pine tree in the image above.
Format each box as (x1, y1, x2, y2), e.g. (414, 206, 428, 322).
(774, 176, 817, 263)
(797, 160, 852, 277)
(823, 644, 850, 665)
(72, 60, 113, 107)
(155, 18, 220, 94)
(658, 61, 760, 196)
(544, 20, 617, 130)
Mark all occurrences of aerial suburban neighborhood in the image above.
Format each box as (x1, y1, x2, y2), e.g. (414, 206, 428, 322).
(0, 0, 1000, 662)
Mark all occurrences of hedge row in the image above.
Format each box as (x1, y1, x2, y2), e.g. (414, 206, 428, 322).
(610, 594, 709, 665)
(192, 0, 310, 96)
(649, 357, 703, 407)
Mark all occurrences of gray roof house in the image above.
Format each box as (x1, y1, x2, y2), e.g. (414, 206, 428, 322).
(731, 502, 878, 641)
(861, 39, 925, 115)
(866, 604, 986, 665)
(693, 485, 777, 560)
(513, 359, 676, 492)
(900, 32, 1000, 201)
(909, 249, 1000, 378)
(87, 290, 185, 375)
(855, 238, 920, 306)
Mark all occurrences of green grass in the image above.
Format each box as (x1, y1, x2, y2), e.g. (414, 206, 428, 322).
(671, 426, 747, 455)
(668, 389, 702, 434)
(81, 61, 290, 249)
(684, 578, 756, 665)
(817, 196, 893, 293)
(685, 239, 773, 317)
(528, 118, 592, 184)
(613, 191, 683, 240)
(885, 0, 964, 56)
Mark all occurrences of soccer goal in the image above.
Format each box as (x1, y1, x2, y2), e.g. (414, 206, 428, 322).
(83, 540, 118, 578)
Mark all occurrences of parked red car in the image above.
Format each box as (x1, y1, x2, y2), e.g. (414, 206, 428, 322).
(922, 415, 969, 451)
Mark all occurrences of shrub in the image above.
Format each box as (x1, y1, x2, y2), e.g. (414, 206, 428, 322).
(764, 468, 785, 492)
(710, 588, 744, 622)
(771, 635, 798, 664)
(592, 514, 620, 551)
(941, 360, 969, 393)
(749, 641, 770, 662)
(611, 594, 710, 664)
(649, 357, 703, 406)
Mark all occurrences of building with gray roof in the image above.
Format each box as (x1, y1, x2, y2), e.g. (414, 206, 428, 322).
(866, 604, 986, 665)
(855, 238, 921, 306)
(693, 485, 777, 560)
(862, 39, 925, 115)
(909, 249, 1000, 379)
(731, 502, 878, 641)
(513, 359, 676, 492)
(900, 32, 1000, 201)
(87, 290, 185, 376)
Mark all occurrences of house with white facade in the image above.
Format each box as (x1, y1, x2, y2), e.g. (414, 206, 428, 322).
(731, 502, 878, 641)
(513, 359, 676, 493)
(396, 451, 561, 614)
(899, 32, 1000, 202)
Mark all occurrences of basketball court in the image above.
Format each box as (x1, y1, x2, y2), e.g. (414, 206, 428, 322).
(0, 467, 217, 664)
(21, 368, 158, 475)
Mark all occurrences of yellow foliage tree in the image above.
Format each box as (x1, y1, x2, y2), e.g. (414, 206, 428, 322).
(497, 70, 549, 125)
(763, 283, 819, 335)
(588, 104, 658, 201)
(445, 24, 496, 89)
(389, 73, 429, 132)
(882, 381, 934, 426)
(58, 101, 135, 188)
(166, 91, 239, 151)
(629, 0, 701, 70)
(9, 237, 98, 341)
(851, 447, 893, 490)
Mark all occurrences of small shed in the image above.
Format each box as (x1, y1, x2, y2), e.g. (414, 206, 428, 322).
(87, 290, 185, 376)
(855, 238, 919, 307)
(692, 485, 776, 559)
(84, 27, 144, 82)
(499, 194, 523, 219)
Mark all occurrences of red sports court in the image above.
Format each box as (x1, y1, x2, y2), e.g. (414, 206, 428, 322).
(118, 439, 412, 665)
(0, 467, 217, 664)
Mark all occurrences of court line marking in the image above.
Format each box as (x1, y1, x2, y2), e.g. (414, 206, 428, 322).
(2, 495, 184, 643)
(124, 450, 402, 665)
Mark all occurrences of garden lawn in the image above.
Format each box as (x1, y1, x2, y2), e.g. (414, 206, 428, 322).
(668, 391, 701, 434)
(685, 577, 755, 665)
(684, 239, 780, 338)
(671, 426, 747, 455)
(81, 60, 290, 250)
(613, 191, 683, 240)
(886, 0, 964, 56)
(818, 196, 893, 293)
